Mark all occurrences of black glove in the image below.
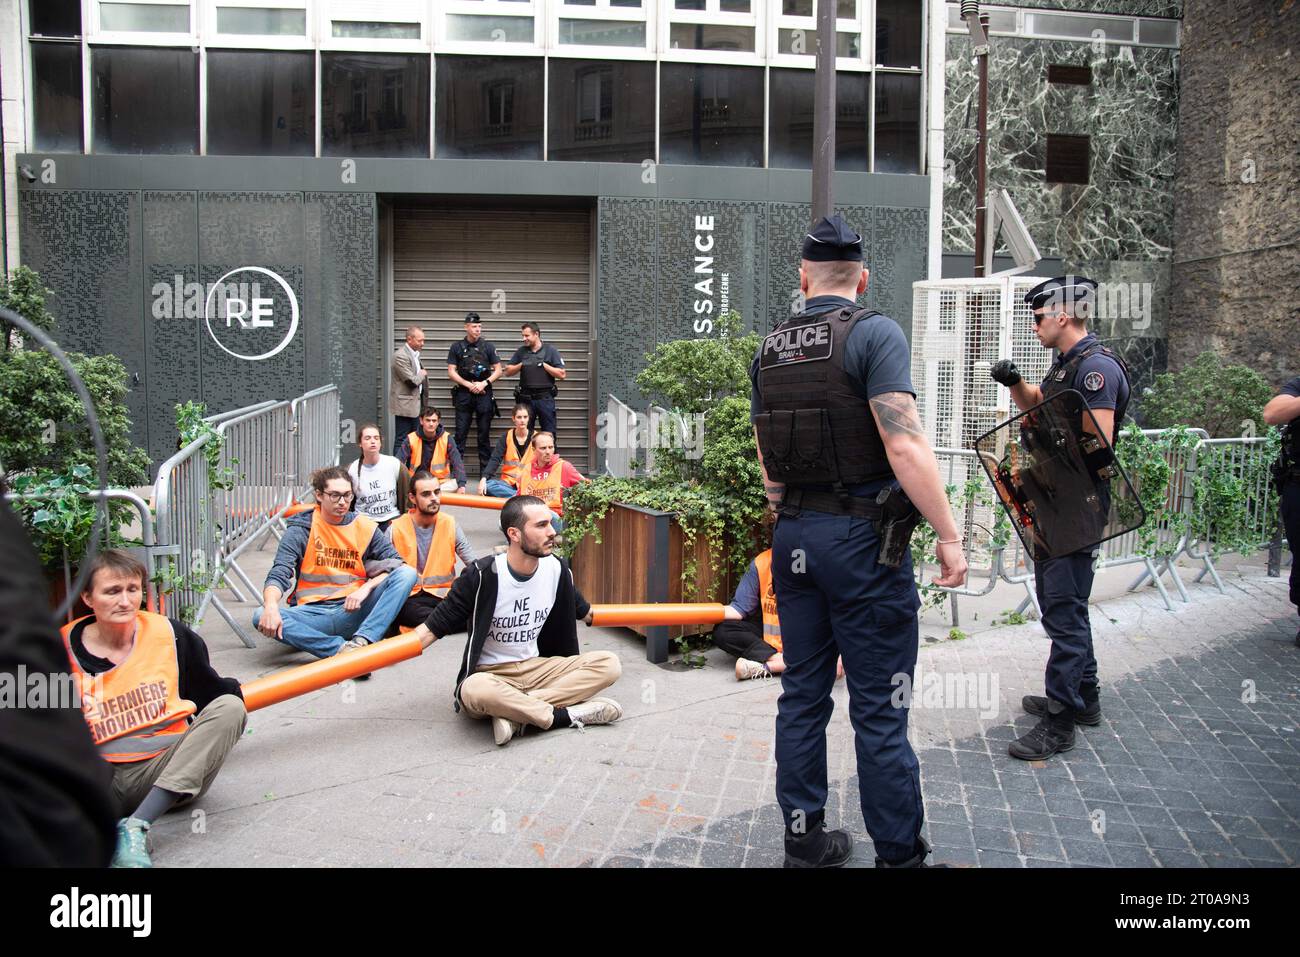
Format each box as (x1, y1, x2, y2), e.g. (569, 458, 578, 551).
(991, 359, 1022, 387)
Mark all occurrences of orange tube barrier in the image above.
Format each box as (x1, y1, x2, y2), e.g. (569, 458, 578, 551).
(589, 603, 728, 628)
(439, 491, 507, 511)
(240, 632, 425, 712)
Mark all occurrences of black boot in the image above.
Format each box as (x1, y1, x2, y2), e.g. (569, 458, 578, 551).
(784, 819, 853, 869)
(875, 836, 947, 868)
(1022, 684, 1100, 726)
(1009, 699, 1076, 760)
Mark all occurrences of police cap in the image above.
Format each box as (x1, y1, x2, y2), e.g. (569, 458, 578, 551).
(464, 312, 481, 324)
(1024, 275, 1098, 313)
(801, 214, 863, 263)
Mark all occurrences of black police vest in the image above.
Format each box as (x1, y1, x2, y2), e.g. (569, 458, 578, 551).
(1041, 339, 1131, 446)
(456, 340, 492, 383)
(754, 307, 894, 488)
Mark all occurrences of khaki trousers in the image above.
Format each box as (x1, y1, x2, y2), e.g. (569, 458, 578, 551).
(111, 694, 247, 817)
(459, 651, 621, 729)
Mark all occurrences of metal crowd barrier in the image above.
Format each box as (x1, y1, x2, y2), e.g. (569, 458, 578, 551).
(153, 386, 341, 645)
(210, 401, 295, 619)
(291, 385, 341, 498)
(1105, 428, 1209, 610)
(604, 394, 637, 479)
(1183, 436, 1281, 594)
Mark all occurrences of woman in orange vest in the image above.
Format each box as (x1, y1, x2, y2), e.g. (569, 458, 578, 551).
(61, 549, 246, 868)
(716, 550, 843, 681)
(478, 403, 536, 498)
(515, 431, 586, 531)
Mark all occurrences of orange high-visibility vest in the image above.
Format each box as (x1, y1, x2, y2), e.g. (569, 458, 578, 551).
(753, 549, 782, 653)
(519, 458, 567, 516)
(499, 430, 536, 488)
(406, 431, 450, 479)
(61, 611, 197, 764)
(389, 511, 457, 598)
(292, 509, 377, 605)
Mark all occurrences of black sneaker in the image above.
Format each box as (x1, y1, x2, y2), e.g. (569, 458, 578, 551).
(1022, 693, 1100, 726)
(1008, 706, 1076, 761)
(875, 836, 947, 868)
(783, 823, 854, 868)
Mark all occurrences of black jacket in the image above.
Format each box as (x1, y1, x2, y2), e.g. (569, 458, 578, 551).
(424, 554, 591, 710)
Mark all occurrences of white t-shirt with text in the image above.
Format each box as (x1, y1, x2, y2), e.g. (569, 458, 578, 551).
(477, 553, 561, 668)
(348, 455, 403, 522)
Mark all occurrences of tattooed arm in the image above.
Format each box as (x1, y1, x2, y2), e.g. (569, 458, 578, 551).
(869, 392, 968, 587)
(753, 426, 785, 509)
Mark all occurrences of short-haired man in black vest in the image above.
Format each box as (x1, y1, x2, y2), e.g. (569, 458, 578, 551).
(447, 312, 503, 474)
(991, 276, 1132, 760)
(752, 214, 967, 868)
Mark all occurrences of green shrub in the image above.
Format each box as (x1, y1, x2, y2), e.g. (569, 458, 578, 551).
(1139, 351, 1274, 438)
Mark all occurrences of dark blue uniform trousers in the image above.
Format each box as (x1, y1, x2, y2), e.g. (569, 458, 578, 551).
(1034, 549, 1099, 711)
(454, 389, 496, 472)
(773, 509, 924, 863)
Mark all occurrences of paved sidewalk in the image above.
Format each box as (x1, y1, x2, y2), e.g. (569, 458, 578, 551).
(152, 508, 1299, 867)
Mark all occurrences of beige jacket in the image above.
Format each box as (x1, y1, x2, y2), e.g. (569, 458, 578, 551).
(390, 345, 426, 417)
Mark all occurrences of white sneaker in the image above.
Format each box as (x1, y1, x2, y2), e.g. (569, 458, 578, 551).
(492, 715, 523, 746)
(566, 697, 623, 731)
(735, 658, 771, 681)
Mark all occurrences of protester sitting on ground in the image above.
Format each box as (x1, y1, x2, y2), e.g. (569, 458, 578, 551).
(406, 496, 622, 747)
(347, 423, 408, 533)
(255, 466, 417, 662)
(515, 432, 586, 531)
(61, 549, 246, 868)
(477, 403, 536, 498)
(717, 549, 843, 682)
(388, 471, 478, 633)
(396, 406, 467, 492)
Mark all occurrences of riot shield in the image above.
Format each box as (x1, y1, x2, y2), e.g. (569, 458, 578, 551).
(972, 389, 1145, 562)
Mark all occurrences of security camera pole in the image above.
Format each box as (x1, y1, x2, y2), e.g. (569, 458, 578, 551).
(963, 2, 992, 276)
(810, 0, 837, 223)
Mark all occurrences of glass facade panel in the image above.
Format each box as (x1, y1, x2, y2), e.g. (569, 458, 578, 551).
(559, 19, 647, 47)
(92, 46, 197, 154)
(768, 69, 870, 171)
(31, 0, 82, 37)
(100, 2, 190, 32)
(782, 1, 855, 17)
(875, 0, 923, 68)
(668, 23, 755, 52)
(435, 55, 544, 160)
(660, 63, 763, 168)
(548, 59, 655, 162)
(332, 21, 421, 40)
(32, 42, 84, 152)
(445, 14, 533, 42)
(873, 72, 921, 173)
(207, 50, 315, 156)
(216, 7, 308, 36)
(777, 29, 861, 57)
(322, 53, 430, 158)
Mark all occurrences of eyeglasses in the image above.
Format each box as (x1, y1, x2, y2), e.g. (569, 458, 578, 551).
(321, 490, 354, 503)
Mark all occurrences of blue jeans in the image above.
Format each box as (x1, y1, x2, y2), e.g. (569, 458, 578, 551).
(253, 566, 418, 659)
(484, 478, 517, 498)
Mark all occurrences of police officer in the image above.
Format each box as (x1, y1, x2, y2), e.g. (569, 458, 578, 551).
(447, 312, 503, 474)
(991, 276, 1132, 760)
(752, 215, 968, 868)
(1263, 375, 1300, 647)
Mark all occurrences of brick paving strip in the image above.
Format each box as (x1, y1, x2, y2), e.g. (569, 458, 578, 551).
(154, 522, 1298, 867)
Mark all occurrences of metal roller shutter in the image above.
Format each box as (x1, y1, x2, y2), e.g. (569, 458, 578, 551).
(392, 206, 593, 475)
